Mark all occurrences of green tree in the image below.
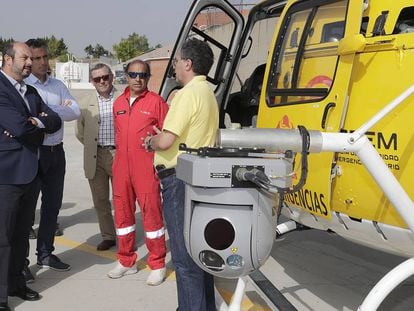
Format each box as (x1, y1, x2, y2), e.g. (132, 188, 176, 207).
(113, 32, 150, 62)
(84, 44, 94, 58)
(93, 43, 109, 58)
(0, 37, 14, 52)
(5, 36, 68, 60)
(84, 43, 109, 58)
(45, 36, 68, 59)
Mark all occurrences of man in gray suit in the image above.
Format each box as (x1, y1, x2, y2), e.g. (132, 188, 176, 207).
(76, 63, 121, 251)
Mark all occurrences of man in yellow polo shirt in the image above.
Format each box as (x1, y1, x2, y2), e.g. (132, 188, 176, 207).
(146, 38, 218, 311)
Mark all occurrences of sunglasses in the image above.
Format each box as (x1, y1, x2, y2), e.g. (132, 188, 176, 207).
(127, 72, 150, 79)
(92, 74, 111, 83)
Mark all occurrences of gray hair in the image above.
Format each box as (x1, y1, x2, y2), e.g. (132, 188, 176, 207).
(181, 38, 214, 75)
(89, 63, 113, 77)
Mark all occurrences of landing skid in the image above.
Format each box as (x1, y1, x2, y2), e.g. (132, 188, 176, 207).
(359, 257, 414, 310)
(216, 272, 297, 311)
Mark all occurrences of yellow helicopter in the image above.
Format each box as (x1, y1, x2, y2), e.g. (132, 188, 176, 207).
(160, 0, 414, 309)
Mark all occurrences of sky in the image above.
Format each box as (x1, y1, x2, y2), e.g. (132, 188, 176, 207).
(0, 0, 257, 57)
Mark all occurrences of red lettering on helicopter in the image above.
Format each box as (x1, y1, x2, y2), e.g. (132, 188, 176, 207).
(284, 188, 328, 216)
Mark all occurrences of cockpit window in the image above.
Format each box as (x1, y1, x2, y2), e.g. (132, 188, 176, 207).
(393, 7, 414, 34)
(266, 0, 348, 107)
(360, 16, 369, 36)
(321, 21, 345, 43)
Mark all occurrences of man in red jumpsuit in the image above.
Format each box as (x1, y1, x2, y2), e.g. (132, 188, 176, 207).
(107, 59, 168, 286)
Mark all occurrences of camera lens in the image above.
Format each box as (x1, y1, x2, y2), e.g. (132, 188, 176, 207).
(204, 218, 235, 250)
(199, 250, 225, 271)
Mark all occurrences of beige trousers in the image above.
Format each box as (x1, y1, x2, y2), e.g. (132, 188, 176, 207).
(88, 148, 116, 241)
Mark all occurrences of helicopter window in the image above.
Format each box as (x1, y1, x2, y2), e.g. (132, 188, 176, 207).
(189, 6, 236, 86)
(169, 5, 237, 92)
(393, 7, 414, 34)
(321, 21, 345, 43)
(360, 16, 369, 36)
(225, 12, 280, 127)
(290, 28, 300, 47)
(268, 8, 313, 97)
(266, 0, 348, 107)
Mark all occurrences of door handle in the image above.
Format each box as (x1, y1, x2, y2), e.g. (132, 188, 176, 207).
(321, 102, 336, 129)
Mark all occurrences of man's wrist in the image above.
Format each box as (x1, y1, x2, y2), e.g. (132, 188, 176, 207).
(145, 136, 154, 151)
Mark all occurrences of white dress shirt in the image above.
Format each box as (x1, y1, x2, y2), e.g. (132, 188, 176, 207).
(25, 74, 80, 146)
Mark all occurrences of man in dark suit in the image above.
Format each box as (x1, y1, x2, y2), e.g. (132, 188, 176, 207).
(0, 42, 61, 311)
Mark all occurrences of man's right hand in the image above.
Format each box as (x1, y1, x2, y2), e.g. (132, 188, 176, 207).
(28, 117, 38, 126)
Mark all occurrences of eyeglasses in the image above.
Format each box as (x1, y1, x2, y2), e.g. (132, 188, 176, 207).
(127, 72, 150, 79)
(92, 74, 110, 83)
(172, 57, 190, 67)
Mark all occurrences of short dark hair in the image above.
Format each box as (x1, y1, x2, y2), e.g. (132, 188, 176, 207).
(181, 38, 214, 75)
(25, 38, 48, 49)
(90, 63, 113, 77)
(124, 59, 151, 76)
(1, 42, 16, 68)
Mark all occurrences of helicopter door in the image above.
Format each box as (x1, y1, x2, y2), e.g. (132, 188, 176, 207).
(258, 0, 365, 219)
(159, 0, 244, 105)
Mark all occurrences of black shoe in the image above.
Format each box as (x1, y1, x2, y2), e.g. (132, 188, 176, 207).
(0, 302, 10, 311)
(22, 264, 35, 284)
(28, 227, 37, 239)
(55, 223, 63, 236)
(97, 239, 116, 251)
(37, 254, 71, 271)
(9, 285, 41, 301)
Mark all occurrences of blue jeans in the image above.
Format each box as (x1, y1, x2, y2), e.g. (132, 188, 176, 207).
(160, 174, 215, 311)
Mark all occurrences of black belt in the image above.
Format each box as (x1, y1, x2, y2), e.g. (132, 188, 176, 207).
(40, 142, 63, 152)
(155, 165, 176, 179)
(98, 145, 116, 150)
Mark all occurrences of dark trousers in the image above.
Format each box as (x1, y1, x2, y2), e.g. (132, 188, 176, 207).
(35, 145, 66, 260)
(0, 178, 40, 303)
